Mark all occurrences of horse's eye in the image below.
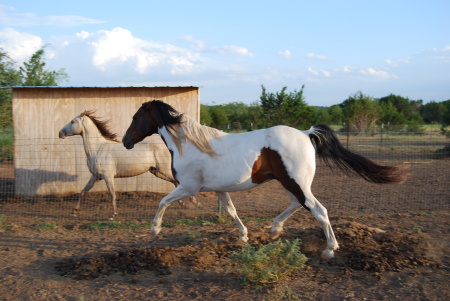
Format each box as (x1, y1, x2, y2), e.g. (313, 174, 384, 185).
(71, 120, 75, 124)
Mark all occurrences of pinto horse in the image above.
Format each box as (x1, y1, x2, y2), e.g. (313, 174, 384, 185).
(123, 100, 406, 258)
(59, 110, 198, 219)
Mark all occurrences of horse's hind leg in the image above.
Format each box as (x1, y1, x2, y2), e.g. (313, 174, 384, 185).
(270, 189, 302, 239)
(73, 175, 98, 217)
(303, 190, 339, 259)
(277, 181, 338, 259)
(215, 192, 248, 242)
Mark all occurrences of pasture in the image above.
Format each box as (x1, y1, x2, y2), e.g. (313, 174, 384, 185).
(0, 130, 449, 300)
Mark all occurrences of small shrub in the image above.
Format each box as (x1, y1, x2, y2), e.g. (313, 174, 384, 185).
(231, 239, 307, 285)
(0, 214, 12, 231)
(411, 225, 423, 234)
(34, 222, 57, 232)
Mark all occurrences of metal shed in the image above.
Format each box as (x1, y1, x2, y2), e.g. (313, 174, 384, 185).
(12, 86, 199, 195)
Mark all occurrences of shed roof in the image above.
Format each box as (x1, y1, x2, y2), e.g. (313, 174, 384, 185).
(12, 86, 199, 89)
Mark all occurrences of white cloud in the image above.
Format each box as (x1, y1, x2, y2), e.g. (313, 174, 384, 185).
(181, 35, 206, 50)
(277, 50, 292, 59)
(307, 67, 319, 76)
(86, 27, 203, 74)
(342, 65, 352, 73)
(306, 52, 327, 60)
(213, 45, 254, 57)
(386, 58, 409, 67)
(359, 67, 397, 79)
(0, 4, 104, 27)
(385, 59, 398, 67)
(0, 28, 43, 63)
(307, 67, 331, 77)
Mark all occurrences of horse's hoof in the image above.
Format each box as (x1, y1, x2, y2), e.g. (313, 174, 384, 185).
(239, 235, 249, 243)
(70, 213, 77, 217)
(151, 227, 161, 236)
(108, 217, 114, 221)
(321, 249, 335, 259)
(270, 227, 283, 239)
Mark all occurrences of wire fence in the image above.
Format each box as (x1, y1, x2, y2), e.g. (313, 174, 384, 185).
(0, 130, 449, 225)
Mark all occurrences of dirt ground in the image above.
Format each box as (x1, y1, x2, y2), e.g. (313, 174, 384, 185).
(0, 159, 449, 300)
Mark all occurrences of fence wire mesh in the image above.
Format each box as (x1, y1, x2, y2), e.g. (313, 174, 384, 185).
(0, 131, 449, 225)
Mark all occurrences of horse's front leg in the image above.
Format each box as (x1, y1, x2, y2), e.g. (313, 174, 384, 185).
(103, 175, 117, 220)
(152, 186, 193, 235)
(73, 175, 98, 217)
(215, 192, 248, 242)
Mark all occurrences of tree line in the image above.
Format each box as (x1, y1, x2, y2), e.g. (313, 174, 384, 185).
(201, 86, 450, 135)
(1, 47, 449, 136)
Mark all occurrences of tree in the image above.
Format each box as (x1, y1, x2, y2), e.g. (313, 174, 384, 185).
(209, 105, 229, 130)
(379, 94, 423, 124)
(439, 100, 450, 139)
(378, 101, 406, 131)
(200, 104, 213, 126)
(222, 102, 249, 130)
(20, 48, 68, 86)
(260, 85, 314, 128)
(340, 91, 380, 133)
(328, 105, 344, 125)
(0, 49, 22, 129)
(421, 101, 445, 124)
(246, 101, 264, 130)
(314, 107, 331, 124)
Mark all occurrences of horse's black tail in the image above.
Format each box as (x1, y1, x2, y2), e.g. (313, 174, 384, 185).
(308, 124, 407, 184)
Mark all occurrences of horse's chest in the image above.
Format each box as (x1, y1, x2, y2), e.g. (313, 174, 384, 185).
(86, 157, 108, 177)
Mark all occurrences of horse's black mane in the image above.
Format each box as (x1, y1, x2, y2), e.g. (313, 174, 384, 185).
(83, 110, 119, 142)
(144, 100, 184, 127)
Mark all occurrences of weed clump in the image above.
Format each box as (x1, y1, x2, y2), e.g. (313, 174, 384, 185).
(231, 239, 307, 285)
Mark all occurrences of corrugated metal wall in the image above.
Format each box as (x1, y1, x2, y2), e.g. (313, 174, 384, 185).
(12, 87, 199, 195)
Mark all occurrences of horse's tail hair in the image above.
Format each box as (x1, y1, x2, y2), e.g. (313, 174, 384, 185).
(308, 124, 407, 184)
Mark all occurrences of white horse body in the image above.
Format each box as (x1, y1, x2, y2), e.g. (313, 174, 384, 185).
(59, 111, 185, 219)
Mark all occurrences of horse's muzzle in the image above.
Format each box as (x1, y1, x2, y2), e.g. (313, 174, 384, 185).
(122, 137, 134, 150)
(58, 131, 66, 139)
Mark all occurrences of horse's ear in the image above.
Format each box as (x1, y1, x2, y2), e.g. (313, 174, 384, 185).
(81, 110, 87, 117)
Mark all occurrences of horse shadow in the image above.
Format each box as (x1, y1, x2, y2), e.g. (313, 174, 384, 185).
(13, 169, 78, 195)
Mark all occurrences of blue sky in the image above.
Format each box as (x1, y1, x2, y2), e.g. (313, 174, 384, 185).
(0, 1, 449, 106)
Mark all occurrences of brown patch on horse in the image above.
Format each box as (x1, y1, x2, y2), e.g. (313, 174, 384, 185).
(83, 110, 119, 142)
(251, 147, 307, 209)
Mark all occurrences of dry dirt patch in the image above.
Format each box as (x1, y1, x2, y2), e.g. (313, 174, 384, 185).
(55, 220, 442, 280)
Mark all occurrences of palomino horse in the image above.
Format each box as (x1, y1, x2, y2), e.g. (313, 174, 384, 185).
(123, 100, 406, 258)
(59, 110, 198, 219)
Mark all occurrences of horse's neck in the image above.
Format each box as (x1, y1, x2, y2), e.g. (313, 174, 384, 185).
(80, 118, 110, 157)
(158, 126, 181, 156)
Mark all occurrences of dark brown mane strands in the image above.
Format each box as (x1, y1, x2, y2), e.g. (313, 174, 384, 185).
(83, 110, 119, 142)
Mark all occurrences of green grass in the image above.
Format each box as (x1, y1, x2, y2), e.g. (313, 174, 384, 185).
(85, 216, 275, 232)
(34, 222, 58, 232)
(0, 214, 12, 231)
